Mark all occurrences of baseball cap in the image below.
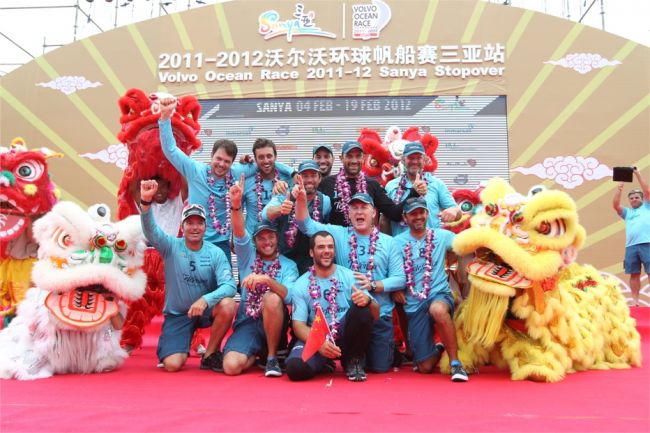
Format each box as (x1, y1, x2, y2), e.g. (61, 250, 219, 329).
(403, 142, 425, 157)
(312, 144, 333, 156)
(181, 204, 206, 222)
(403, 197, 428, 214)
(298, 160, 320, 173)
(341, 141, 363, 155)
(253, 223, 278, 238)
(349, 192, 374, 206)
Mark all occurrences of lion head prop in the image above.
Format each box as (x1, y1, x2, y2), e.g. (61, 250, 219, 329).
(359, 126, 438, 186)
(116, 88, 201, 220)
(441, 178, 641, 382)
(0, 202, 146, 379)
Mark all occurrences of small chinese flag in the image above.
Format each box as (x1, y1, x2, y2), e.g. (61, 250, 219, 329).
(302, 304, 331, 361)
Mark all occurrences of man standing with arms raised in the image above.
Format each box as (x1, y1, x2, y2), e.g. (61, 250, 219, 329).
(613, 167, 650, 306)
(295, 178, 405, 373)
(222, 175, 299, 377)
(394, 197, 468, 381)
(139, 180, 237, 373)
(157, 97, 293, 261)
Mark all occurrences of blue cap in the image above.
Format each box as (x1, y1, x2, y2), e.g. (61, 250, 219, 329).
(349, 192, 374, 206)
(403, 197, 428, 214)
(298, 160, 320, 173)
(252, 223, 278, 238)
(341, 141, 363, 155)
(312, 144, 333, 156)
(403, 142, 425, 157)
(181, 203, 206, 222)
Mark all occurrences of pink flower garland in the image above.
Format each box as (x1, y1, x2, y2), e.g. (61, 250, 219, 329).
(245, 255, 281, 319)
(393, 173, 428, 204)
(403, 229, 435, 301)
(348, 227, 379, 281)
(285, 193, 320, 248)
(206, 168, 233, 235)
(308, 266, 340, 339)
(335, 168, 367, 225)
(255, 169, 279, 222)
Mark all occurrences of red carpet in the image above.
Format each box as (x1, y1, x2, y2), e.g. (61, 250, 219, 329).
(2, 308, 648, 432)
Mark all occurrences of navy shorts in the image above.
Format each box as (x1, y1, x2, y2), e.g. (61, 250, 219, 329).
(406, 292, 455, 364)
(157, 309, 213, 362)
(223, 307, 289, 358)
(624, 243, 650, 274)
(365, 315, 394, 373)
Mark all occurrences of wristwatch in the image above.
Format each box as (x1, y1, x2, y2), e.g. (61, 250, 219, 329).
(369, 281, 377, 293)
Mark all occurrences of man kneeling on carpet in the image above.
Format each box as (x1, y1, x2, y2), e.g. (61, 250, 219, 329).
(223, 175, 299, 377)
(139, 180, 237, 372)
(286, 231, 380, 382)
(393, 197, 468, 382)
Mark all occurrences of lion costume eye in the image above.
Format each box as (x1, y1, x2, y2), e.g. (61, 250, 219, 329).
(510, 210, 524, 224)
(15, 160, 44, 182)
(93, 235, 108, 248)
(459, 200, 474, 213)
(528, 184, 546, 197)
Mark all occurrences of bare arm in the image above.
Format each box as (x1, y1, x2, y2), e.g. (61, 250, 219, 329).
(241, 274, 288, 300)
(634, 168, 650, 199)
(613, 182, 624, 216)
(229, 174, 246, 238)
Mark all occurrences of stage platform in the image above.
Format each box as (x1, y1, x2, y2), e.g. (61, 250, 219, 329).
(1, 308, 648, 432)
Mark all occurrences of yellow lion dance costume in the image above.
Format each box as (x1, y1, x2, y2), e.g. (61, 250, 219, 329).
(442, 178, 641, 382)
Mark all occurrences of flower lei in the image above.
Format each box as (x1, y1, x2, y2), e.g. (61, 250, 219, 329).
(206, 168, 233, 235)
(286, 192, 321, 248)
(255, 169, 279, 222)
(245, 255, 281, 319)
(348, 227, 379, 281)
(335, 168, 367, 225)
(393, 172, 428, 204)
(308, 266, 340, 339)
(403, 229, 435, 301)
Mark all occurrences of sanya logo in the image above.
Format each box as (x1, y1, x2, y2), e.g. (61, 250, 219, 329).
(258, 3, 336, 42)
(351, 0, 391, 40)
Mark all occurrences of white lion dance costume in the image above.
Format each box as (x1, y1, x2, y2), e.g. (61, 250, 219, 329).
(441, 178, 641, 382)
(0, 202, 146, 379)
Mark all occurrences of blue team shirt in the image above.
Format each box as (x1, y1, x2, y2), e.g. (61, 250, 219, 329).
(159, 119, 293, 244)
(243, 172, 293, 235)
(233, 231, 299, 315)
(385, 173, 456, 236)
(298, 218, 405, 317)
(261, 192, 332, 254)
(292, 265, 369, 326)
(621, 200, 650, 247)
(394, 229, 455, 314)
(141, 210, 236, 315)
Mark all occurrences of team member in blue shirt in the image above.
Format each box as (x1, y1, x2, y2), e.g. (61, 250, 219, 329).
(613, 167, 650, 306)
(242, 138, 294, 235)
(222, 175, 299, 377)
(157, 97, 293, 262)
(385, 142, 461, 236)
(263, 160, 332, 273)
(286, 231, 379, 382)
(394, 197, 468, 382)
(295, 179, 405, 373)
(139, 180, 237, 373)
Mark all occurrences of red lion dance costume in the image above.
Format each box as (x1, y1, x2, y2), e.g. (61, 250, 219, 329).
(358, 126, 439, 186)
(0, 138, 62, 326)
(116, 89, 202, 350)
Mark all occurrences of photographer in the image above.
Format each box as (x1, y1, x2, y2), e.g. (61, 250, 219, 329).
(613, 167, 650, 306)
